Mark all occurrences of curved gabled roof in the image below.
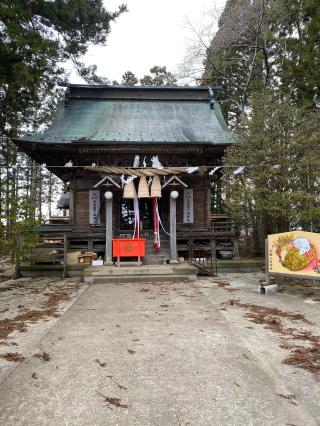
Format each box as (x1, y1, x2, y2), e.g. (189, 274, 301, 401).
(17, 85, 234, 145)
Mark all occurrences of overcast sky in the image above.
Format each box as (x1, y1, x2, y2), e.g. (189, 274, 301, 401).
(69, 0, 226, 84)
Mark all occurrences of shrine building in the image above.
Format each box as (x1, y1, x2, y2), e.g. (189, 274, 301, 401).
(13, 84, 238, 281)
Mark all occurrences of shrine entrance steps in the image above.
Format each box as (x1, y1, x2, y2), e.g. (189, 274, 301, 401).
(83, 263, 197, 284)
(142, 236, 171, 265)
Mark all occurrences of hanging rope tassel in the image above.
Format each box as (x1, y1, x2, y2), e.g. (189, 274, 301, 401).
(156, 201, 170, 236)
(133, 187, 140, 239)
(152, 198, 160, 251)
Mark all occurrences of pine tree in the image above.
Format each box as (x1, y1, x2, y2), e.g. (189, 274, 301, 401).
(121, 71, 139, 86)
(140, 66, 177, 86)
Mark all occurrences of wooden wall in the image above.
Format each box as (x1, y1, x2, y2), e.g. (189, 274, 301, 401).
(73, 191, 89, 227)
(176, 175, 211, 229)
(70, 177, 95, 228)
(70, 175, 211, 230)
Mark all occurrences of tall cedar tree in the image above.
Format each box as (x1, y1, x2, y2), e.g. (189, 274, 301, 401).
(202, 0, 320, 120)
(222, 90, 320, 254)
(0, 0, 126, 260)
(202, 0, 320, 253)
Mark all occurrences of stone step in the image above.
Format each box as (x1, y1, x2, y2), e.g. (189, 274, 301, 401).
(84, 265, 175, 276)
(143, 250, 171, 256)
(142, 254, 171, 264)
(142, 257, 166, 265)
(145, 246, 170, 252)
(85, 274, 197, 284)
(145, 249, 170, 255)
(145, 244, 170, 251)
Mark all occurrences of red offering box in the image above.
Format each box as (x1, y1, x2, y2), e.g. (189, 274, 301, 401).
(112, 238, 146, 264)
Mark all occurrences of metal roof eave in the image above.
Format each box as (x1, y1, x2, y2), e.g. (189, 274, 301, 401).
(62, 83, 212, 91)
(13, 137, 234, 146)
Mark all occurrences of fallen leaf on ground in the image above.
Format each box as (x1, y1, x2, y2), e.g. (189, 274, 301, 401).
(223, 299, 320, 373)
(33, 351, 50, 361)
(0, 352, 25, 362)
(0, 341, 17, 346)
(275, 393, 297, 405)
(116, 382, 128, 390)
(96, 391, 129, 408)
(0, 285, 80, 341)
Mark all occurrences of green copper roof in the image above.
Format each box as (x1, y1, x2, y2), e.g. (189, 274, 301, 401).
(20, 85, 234, 145)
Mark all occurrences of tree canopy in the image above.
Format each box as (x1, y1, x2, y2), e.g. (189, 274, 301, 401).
(0, 0, 127, 259)
(121, 71, 139, 86)
(200, 0, 320, 253)
(140, 66, 177, 86)
(117, 66, 177, 86)
(201, 0, 320, 121)
(223, 90, 320, 253)
(0, 0, 127, 138)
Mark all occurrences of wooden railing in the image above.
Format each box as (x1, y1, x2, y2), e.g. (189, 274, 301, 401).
(211, 221, 238, 234)
(187, 242, 217, 277)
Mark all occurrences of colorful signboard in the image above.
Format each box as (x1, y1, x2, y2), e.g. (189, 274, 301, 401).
(267, 231, 320, 278)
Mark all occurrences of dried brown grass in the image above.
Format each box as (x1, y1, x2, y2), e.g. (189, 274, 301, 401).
(0, 284, 79, 341)
(0, 352, 25, 362)
(223, 299, 320, 373)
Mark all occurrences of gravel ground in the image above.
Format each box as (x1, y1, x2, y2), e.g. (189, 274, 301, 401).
(0, 272, 319, 425)
(200, 273, 320, 421)
(0, 275, 86, 382)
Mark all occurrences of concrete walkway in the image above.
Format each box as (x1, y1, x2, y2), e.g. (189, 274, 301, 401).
(0, 279, 318, 425)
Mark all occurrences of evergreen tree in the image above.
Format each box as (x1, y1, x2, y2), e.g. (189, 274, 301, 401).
(222, 90, 320, 253)
(201, 0, 320, 120)
(140, 66, 177, 86)
(271, 0, 320, 107)
(0, 0, 127, 259)
(121, 71, 139, 85)
(116, 66, 177, 87)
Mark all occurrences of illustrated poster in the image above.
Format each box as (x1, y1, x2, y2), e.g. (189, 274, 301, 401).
(268, 231, 320, 277)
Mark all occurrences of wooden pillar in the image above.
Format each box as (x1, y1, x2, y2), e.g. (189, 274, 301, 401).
(62, 233, 68, 278)
(105, 191, 113, 265)
(169, 191, 179, 262)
